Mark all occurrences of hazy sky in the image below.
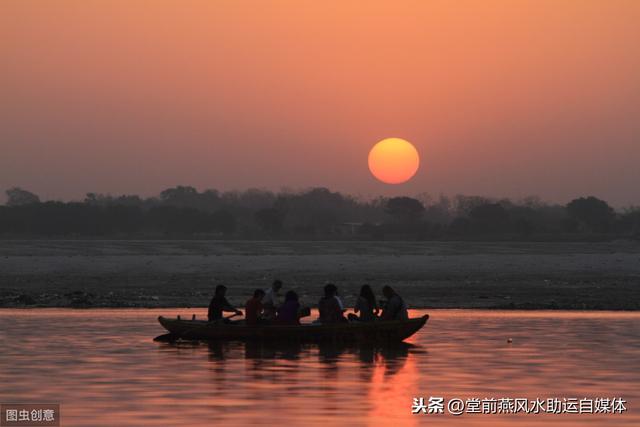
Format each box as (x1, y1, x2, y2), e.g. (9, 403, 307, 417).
(1, 1, 639, 205)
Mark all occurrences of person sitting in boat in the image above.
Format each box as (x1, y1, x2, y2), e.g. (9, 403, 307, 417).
(276, 290, 302, 325)
(380, 285, 408, 321)
(262, 279, 283, 320)
(208, 285, 242, 322)
(318, 284, 347, 323)
(245, 289, 266, 326)
(348, 284, 379, 322)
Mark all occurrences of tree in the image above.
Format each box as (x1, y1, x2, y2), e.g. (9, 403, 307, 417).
(448, 217, 472, 235)
(453, 195, 490, 216)
(468, 203, 509, 233)
(5, 187, 40, 206)
(85, 193, 143, 207)
(422, 195, 452, 224)
(276, 187, 350, 234)
(211, 209, 236, 234)
(159, 186, 199, 207)
(254, 208, 285, 234)
(514, 217, 534, 237)
(566, 197, 615, 232)
(619, 208, 640, 238)
(385, 197, 425, 223)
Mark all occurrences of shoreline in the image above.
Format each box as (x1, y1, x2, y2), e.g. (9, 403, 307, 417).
(2, 240, 639, 310)
(3, 274, 637, 310)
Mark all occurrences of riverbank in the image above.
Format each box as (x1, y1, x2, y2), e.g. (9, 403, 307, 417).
(1, 240, 639, 310)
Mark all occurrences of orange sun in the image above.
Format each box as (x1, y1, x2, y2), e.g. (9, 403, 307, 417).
(368, 138, 420, 184)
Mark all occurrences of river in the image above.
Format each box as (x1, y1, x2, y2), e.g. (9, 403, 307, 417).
(0, 309, 638, 426)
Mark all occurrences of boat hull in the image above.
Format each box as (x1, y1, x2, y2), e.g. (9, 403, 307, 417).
(158, 315, 428, 343)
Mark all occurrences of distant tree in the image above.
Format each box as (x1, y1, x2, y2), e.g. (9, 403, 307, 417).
(562, 217, 580, 233)
(84, 193, 100, 204)
(104, 205, 143, 233)
(448, 217, 472, 235)
(359, 222, 385, 239)
(5, 187, 40, 206)
(85, 193, 143, 207)
(237, 188, 277, 210)
(159, 186, 199, 207)
(453, 195, 491, 217)
(0, 185, 629, 240)
(520, 195, 545, 209)
(211, 209, 236, 234)
(145, 206, 220, 235)
(113, 195, 144, 206)
(514, 217, 534, 237)
(276, 187, 350, 234)
(566, 197, 615, 232)
(254, 208, 285, 234)
(385, 197, 425, 223)
(468, 203, 509, 233)
(424, 195, 452, 224)
(618, 208, 640, 237)
(509, 205, 543, 237)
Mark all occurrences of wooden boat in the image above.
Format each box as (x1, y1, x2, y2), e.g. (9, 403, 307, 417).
(157, 314, 428, 343)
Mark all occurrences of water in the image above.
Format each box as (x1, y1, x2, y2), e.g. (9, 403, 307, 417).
(1, 309, 638, 426)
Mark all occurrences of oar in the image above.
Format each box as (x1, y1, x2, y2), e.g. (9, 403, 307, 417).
(154, 313, 240, 342)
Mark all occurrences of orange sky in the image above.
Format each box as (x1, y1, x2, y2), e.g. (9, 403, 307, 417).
(1, 1, 639, 205)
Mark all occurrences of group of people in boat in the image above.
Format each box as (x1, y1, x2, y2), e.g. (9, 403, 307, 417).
(208, 280, 408, 325)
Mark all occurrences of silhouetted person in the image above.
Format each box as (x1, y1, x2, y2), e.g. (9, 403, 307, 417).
(276, 290, 301, 325)
(349, 284, 379, 322)
(263, 279, 283, 320)
(208, 285, 242, 322)
(245, 289, 266, 326)
(318, 284, 346, 323)
(381, 285, 408, 321)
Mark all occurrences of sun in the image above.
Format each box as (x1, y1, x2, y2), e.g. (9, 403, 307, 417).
(368, 138, 420, 184)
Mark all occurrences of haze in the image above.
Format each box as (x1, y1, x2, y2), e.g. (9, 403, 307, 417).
(1, 1, 639, 205)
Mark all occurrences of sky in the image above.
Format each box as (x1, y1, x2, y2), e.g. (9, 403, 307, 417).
(1, 1, 639, 206)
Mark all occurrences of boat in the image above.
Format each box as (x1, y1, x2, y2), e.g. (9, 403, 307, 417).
(157, 314, 428, 343)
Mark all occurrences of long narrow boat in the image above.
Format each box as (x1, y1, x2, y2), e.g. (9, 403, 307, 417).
(157, 315, 428, 343)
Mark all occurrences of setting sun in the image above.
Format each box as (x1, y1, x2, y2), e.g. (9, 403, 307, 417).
(368, 138, 420, 184)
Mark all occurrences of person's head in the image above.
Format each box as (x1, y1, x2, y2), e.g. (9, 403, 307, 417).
(285, 290, 298, 302)
(382, 285, 395, 299)
(215, 285, 227, 297)
(272, 280, 283, 292)
(324, 283, 337, 298)
(253, 289, 265, 300)
(360, 284, 376, 306)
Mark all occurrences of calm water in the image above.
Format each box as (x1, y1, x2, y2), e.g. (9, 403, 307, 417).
(0, 309, 638, 426)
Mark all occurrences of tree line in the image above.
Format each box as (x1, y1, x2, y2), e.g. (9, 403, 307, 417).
(1, 186, 639, 240)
